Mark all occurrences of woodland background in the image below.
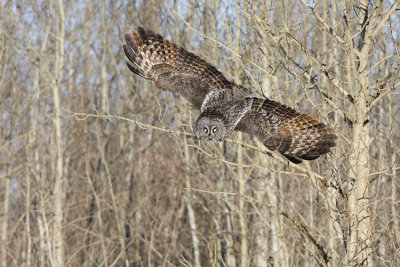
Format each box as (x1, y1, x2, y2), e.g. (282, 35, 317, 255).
(1, 0, 400, 266)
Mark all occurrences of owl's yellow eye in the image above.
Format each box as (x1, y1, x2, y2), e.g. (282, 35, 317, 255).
(203, 128, 208, 133)
(213, 127, 218, 133)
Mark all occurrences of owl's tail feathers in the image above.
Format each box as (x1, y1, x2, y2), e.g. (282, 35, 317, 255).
(279, 122, 337, 164)
(123, 27, 175, 80)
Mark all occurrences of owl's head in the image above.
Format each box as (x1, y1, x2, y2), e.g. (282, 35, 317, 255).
(195, 118, 225, 143)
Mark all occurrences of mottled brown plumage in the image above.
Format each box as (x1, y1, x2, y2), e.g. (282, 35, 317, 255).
(123, 27, 337, 163)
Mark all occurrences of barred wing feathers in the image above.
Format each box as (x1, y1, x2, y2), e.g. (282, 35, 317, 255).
(237, 98, 337, 163)
(123, 27, 250, 109)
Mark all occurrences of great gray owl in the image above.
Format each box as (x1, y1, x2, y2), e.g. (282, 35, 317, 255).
(123, 27, 337, 164)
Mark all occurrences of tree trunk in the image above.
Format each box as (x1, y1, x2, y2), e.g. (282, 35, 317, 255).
(52, 1, 66, 265)
(183, 137, 201, 267)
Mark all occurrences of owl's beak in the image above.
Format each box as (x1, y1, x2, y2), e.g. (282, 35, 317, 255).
(208, 135, 212, 140)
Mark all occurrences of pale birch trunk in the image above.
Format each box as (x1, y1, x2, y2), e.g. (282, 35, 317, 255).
(0, 28, 11, 267)
(216, 152, 236, 266)
(347, 122, 370, 266)
(327, 1, 343, 263)
(25, 126, 32, 267)
(237, 133, 248, 267)
(222, 188, 237, 267)
(388, 95, 399, 244)
(183, 137, 201, 267)
(52, 1, 66, 265)
(122, 124, 135, 266)
(253, 178, 269, 267)
(232, 3, 248, 265)
(1, 174, 10, 267)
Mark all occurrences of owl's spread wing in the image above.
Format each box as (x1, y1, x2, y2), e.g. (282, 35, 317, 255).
(236, 97, 337, 164)
(123, 27, 250, 109)
(124, 27, 337, 163)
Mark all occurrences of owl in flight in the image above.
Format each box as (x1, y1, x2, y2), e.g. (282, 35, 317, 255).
(123, 27, 337, 164)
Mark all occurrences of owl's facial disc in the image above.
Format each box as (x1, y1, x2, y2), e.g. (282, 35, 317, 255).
(196, 119, 224, 143)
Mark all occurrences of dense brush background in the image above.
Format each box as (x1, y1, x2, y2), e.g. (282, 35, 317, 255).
(1, 0, 399, 266)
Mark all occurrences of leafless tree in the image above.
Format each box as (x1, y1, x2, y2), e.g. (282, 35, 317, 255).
(1, 0, 399, 266)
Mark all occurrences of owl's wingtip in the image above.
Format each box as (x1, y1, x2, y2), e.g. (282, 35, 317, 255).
(282, 154, 303, 164)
